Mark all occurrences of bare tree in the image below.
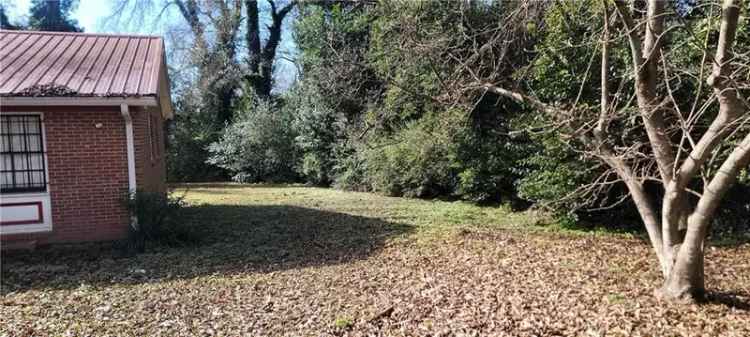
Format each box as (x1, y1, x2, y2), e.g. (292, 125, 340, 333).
(480, 0, 749, 301)
(245, 0, 296, 98)
(174, 0, 243, 123)
(112, 0, 296, 121)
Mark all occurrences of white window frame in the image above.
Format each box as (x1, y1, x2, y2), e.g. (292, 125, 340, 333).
(0, 111, 53, 235)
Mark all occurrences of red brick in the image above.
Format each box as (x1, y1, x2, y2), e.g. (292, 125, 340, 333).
(1, 106, 167, 244)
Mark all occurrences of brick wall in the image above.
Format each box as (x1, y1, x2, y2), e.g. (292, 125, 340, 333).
(1, 105, 167, 245)
(133, 106, 167, 194)
(46, 107, 130, 243)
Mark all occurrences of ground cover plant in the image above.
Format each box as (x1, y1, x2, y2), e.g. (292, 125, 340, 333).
(2, 184, 748, 336)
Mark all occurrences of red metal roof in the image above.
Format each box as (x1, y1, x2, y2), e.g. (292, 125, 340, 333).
(0, 30, 166, 98)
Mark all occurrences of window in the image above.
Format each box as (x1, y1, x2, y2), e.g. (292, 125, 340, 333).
(149, 113, 160, 161)
(0, 115, 47, 193)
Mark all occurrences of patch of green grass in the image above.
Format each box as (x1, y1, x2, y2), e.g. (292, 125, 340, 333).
(174, 184, 537, 241)
(533, 216, 642, 239)
(606, 293, 627, 304)
(333, 316, 353, 329)
(171, 183, 661, 245)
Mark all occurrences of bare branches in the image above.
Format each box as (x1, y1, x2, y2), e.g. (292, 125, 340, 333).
(691, 131, 750, 226)
(664, 0, 745, 222)
(595, 2, 612, 144)
(480, 84, 562, 116)
(671, 0, 747, 234)
(269, 0, 295, 22)
(613, 0, 645, 73)
(481, 0, 746, 281)
(594, 2, 667, 266)
(175, 0, 206, 48)
(261, 0, 296, 67)
(613, 0, 677, 186)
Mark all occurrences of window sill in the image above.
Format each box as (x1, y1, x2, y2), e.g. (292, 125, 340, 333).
(0, 223, 52, 235)
(0, 191, 49, 198)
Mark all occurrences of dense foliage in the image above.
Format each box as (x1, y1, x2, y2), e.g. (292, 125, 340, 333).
(282, 1, 537, 204)
(162, 0, 749, 231)
(208, 96, 301, 183)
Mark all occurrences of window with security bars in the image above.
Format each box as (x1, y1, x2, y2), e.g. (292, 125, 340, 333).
(1, 115, 47, 193)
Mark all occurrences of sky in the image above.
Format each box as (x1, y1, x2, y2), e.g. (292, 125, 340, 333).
(3, 0, 298, 92)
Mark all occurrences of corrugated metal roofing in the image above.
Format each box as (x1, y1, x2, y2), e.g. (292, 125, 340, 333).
(0, 30, 165, 97)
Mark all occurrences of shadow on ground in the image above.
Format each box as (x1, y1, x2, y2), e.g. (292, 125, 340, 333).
(704, 290, 750, 311)
(1, 204, 413, 294)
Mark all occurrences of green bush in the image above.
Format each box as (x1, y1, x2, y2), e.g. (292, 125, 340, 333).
(353, 102, 526, 203)
(363, 117, 456, 198)
(165, 85, 230, 182)
(515, 130, 610, 219)
(287, 81, 343, 186)
(207, 97, 301, 183)
(451, 107, 528, 204)
(120, 190, 194, 255)
(332, 149, 370, 192)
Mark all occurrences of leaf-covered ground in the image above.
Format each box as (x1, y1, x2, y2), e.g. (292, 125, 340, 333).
(2, 184, 749, 336)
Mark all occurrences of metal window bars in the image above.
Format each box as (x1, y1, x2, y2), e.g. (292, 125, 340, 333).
(0, 115, 47, 193)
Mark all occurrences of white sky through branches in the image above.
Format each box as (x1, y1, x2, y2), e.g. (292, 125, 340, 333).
(3, 0, 298, 92)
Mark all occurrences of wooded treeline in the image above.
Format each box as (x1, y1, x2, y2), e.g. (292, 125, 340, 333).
(185, 0, 748, 238)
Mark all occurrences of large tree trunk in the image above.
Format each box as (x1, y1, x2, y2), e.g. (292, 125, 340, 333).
(244, 0, 295, 98)
(657, 0, 746, 301)
(658, 221, 706, 301)
(657, 134, 750, 302)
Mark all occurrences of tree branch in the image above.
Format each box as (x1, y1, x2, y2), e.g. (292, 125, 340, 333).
(596, 3, 665, 269)
(614, 0, 676, 185)
(678, 0, 747, 246)
(175, 0, 207, 50)
(481, 83, 564, 116)
(673, 0, 743, 189)
(661, 0, 744, 248)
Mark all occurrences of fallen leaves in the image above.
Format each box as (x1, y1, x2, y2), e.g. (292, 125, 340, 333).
(1, 185, 748, 336)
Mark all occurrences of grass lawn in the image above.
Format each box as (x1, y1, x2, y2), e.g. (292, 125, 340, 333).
(2, 184, 749, 336)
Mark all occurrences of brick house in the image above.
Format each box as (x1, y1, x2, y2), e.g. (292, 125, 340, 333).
(0, 30, 173, 245)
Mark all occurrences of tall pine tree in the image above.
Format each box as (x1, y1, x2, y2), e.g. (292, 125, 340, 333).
(28, 0, 82, 32)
